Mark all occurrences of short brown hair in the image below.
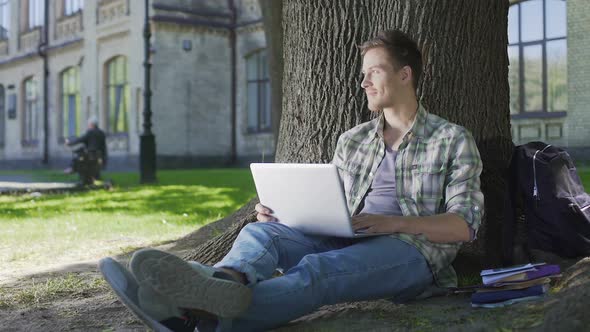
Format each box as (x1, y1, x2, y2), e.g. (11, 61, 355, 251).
(360, 30, 423, 90)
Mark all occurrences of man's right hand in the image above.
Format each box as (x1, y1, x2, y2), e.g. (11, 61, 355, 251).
(255, 203, 277, 222)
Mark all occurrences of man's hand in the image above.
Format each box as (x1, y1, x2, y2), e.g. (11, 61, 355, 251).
(255, 203, 278, 222)
(351, 213, 405, 234)
(64, 138, 70, 145)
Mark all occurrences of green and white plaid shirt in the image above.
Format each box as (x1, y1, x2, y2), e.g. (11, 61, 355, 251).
(332, 103, 484, 288)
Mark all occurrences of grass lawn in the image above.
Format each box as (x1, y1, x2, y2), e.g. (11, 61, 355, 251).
(0, 169, 256, 279)
(1, 166, 589, 282)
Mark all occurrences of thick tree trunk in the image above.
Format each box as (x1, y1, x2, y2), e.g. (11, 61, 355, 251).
(186, 0, 512, 269)
(183, 199, 258, 263)
(259, 0, 284, 145)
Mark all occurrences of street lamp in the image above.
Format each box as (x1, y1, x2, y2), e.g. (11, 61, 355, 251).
(140, 0, 157, 183)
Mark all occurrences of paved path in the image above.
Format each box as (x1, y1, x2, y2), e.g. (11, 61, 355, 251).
(0, 174, 78, 194)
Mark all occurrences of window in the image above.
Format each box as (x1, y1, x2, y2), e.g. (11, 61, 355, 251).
(508, 0, 567, 116)
(61, 67, 81, 139)
(23, 77, 40, 143)
(246, 49, 271, 132)
(0, 0, 9, 40)
(0, 84, 4, 147)
(105, 56, 129, 134)
(28, 0, 45, 29)
(64, 0, 83, 16)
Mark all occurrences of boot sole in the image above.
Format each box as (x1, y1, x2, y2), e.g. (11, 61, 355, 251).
(134, 249, 252, 318)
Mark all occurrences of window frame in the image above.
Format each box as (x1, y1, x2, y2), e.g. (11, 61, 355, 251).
(0, 0, 9, 40)
(63, 0, 83, 17)
(27, 0, 45, 30)
(245, 49, 271, 133)
(22, 77, 39, 145)
(509, 0, 567, 119)
(105, 55, 129, 135)
(60, 66, 81, 141)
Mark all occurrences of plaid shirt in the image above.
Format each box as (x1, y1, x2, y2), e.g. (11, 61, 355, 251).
(331, 103, 484, 288)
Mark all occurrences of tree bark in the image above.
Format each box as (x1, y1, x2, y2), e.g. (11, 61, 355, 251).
(186, 0, 512, 269)
(259, 0, 284, 146)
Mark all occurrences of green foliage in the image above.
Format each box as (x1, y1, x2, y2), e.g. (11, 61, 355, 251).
(458, 273, 481, 287)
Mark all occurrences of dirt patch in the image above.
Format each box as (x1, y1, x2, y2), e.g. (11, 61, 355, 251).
(0, 269, 144, 332)
(0, 219, 226, 332)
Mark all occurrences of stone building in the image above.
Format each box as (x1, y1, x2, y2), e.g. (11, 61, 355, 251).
(508, 0, 590, 159)
(1, 0, 589, 169)
(0, 0, 274, 169)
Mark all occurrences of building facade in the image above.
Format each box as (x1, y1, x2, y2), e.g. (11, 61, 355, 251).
(2, 0, 589, 169)
(0, 0, 274, 169)
(509, 0, 590, 160)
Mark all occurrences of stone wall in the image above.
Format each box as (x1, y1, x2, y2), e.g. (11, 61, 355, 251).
(152, 23, 232, 157)
(565, 0, 590, 148)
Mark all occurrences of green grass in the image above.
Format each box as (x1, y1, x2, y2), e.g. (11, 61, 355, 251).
(0, 169, 256, 276)
(578, 166, 590, 191)
(1, 166, 589, 280)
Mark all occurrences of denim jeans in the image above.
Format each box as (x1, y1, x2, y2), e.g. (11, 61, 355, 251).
(213, 222, 433, 332)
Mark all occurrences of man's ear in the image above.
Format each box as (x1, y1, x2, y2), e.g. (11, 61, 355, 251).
(400, 66, 413, 85)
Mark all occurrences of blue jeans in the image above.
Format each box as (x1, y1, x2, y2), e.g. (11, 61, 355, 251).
(213, 222, 433, 331)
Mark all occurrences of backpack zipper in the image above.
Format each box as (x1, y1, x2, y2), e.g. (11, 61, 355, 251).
(532, 144, 552, 203)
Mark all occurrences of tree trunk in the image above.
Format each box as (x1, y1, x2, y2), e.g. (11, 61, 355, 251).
(259, 0, 284, 146)
(186, 0, 512, 270)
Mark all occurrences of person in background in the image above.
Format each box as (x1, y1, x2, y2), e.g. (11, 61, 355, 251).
(64, 116, 107, 174)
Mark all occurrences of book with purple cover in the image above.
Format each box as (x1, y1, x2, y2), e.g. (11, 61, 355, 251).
(480, 263, 546, 276)
(482, 264, 560, 285)
(471, 284, 549, 304)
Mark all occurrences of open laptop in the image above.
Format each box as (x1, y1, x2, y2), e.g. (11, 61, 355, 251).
(250, 163, 388, 238)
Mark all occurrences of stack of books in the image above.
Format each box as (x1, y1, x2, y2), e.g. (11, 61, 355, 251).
(470, 263, 561, 308)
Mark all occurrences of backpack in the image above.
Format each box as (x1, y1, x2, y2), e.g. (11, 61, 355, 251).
(503, 141, 590, 265)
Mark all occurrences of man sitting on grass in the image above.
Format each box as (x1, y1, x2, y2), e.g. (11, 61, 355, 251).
(103, 29, 484, 332)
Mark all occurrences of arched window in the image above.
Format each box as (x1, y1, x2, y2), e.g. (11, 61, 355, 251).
(246, 49, 271, 132)
(60, 66, 81, 139)
(0, 84, 5, 147)
(509, 0, 567, 116)
(22, 77, 40, 144)
(105, 56, 129, 134)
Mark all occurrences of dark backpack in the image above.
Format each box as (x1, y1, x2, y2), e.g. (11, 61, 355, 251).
(503, 142, 590, 264)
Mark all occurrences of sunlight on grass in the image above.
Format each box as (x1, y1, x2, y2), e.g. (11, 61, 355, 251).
(1, 166, 588, 280)
(0, 169, 256, 278)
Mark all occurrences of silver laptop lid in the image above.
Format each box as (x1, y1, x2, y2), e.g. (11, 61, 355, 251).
(250, 163, 355, 237)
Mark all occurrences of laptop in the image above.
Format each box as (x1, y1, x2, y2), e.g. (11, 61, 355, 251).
(250, 163, 388, 238)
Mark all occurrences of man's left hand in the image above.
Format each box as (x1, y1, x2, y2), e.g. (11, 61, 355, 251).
(351, 213, 406, 234)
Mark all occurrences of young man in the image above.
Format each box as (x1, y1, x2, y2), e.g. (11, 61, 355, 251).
(103, 30, 483, 332)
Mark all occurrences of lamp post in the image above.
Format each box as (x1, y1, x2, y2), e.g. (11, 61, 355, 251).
(41, 0, 49, 164)
(140, 0, 157, 183)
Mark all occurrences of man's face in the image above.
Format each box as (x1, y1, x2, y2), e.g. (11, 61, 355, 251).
(361, 47, 411, 111)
